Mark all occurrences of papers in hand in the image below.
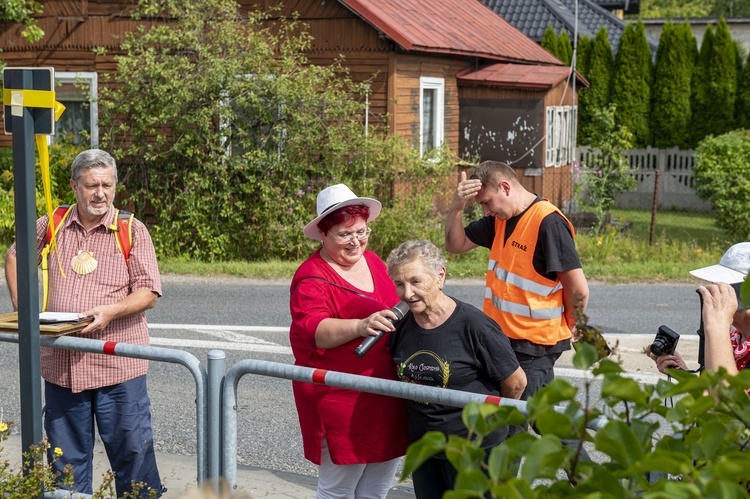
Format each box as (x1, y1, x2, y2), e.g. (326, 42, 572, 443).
(39, 312, 92, 324)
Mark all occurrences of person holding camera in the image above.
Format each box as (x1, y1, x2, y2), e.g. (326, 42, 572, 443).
(647, 242, 750, 376)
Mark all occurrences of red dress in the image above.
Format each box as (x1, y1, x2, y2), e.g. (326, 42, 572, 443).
(289, 249, 408, 465)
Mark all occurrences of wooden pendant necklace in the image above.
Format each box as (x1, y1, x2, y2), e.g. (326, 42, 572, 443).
(71, 230, 97, 275)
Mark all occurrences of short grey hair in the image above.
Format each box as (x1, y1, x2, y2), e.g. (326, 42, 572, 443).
(387, 240, 447, 277)
(71, 149, 118, 183)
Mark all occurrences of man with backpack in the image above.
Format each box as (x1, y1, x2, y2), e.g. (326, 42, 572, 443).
(4, 149, 164, 497)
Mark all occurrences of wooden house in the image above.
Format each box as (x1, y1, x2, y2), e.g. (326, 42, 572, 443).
(1, 0, 586, 208)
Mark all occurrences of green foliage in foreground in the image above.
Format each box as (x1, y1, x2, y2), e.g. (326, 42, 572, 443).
(0, 421, 160, 498)
(401, 343, 750, 498)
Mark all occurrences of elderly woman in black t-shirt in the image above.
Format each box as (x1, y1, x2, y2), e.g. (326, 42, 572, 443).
(387, 239, 526, 498)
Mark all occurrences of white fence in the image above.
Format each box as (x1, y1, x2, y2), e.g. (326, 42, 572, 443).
(576, 146, 711, 211)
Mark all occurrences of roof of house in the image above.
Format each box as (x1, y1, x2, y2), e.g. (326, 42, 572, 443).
(591, 0, 640, 15)
(481, 0, 657, 55)
(456, 63, 588, 90)
(338, 0, 562, 65)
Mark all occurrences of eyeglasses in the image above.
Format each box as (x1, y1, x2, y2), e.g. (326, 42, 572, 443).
(332, 227, 372, 244)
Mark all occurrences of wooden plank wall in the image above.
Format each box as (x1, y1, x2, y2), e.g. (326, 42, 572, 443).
(390, 55, 464, 152)
(306, 52, 391, 129)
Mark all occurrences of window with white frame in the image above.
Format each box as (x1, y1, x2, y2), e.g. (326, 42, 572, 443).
(54, 72, 98, 147)
(545, 105, 576, 167)
(220, 75, 285, 159)
(420, 77, 444, 156)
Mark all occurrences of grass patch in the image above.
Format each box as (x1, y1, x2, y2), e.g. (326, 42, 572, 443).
(576, 208, 729, 282)
(159, 258, 300, 279)
(6, 209, 731, 284)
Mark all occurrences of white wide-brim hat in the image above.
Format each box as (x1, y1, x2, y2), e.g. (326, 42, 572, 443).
(689, 242, 750, 284)
(303, 184, 381, 239)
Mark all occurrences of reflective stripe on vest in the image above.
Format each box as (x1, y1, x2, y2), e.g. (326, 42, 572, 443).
(487, 261, 564, 297)
(483, 200, 574, 345)
(484, 285, 564, 320)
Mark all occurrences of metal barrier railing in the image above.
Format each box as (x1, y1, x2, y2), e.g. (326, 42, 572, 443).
(0, 333, 209, 485)
(5, 334, 617, 493)
(221, 359, 609, 490)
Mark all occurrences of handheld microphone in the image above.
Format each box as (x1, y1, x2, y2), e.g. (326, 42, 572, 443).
(354, 301, 409, 358)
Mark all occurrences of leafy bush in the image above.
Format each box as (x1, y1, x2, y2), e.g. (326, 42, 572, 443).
(401, 343, 750, 497)
(98, 0, 454, 262)
(693, 130, 750, 241)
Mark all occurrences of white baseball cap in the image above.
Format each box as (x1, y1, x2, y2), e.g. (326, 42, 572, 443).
(689, 242, 750, 284)
(303, 184, 381, 239)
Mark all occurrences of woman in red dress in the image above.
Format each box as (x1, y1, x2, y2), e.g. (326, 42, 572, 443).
(290, 184, 407, 498)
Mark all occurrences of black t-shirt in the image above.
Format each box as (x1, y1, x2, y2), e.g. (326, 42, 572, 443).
(390, 298, 520, 448)
(464, 197, 581, 356)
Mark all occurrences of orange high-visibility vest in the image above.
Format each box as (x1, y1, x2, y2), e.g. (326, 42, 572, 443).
(483, 201, 574, 346)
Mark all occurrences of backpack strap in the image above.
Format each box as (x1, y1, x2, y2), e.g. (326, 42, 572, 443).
(41, 205, 72, 312)
(45, 204, 72, 245)
(110, 209, 134, 264)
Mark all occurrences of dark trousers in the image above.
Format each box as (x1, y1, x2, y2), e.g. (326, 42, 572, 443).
(511, 351, 591, 460)
(507, 351, 561, 437)
(412, 456, 458, 499)
(44, 375, 163, 497)
(516, 351, 561, 401)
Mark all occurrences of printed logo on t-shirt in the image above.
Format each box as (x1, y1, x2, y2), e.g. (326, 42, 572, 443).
(397, 350, 450, 403)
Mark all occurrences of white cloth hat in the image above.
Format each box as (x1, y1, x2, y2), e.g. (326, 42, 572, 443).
(303, 184, 381, 239)
(689, 242, 750, 284)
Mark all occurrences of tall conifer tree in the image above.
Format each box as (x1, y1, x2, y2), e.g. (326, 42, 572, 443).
(612, 21, 653, 147)
(579, 28, 613, 144)
(737, 51, 750, 129)
(679, 21, 699, 70)
(576, 36, 594, 78)
(558, 31, 573, 65)
(709, 19, 737, 133)
(690, 25, 715, 146)
(652, 23, 693, 148)
(575, 36, 594, 142)
(542, 26, 560, 60)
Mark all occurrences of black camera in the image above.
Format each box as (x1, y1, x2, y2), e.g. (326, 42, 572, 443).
(650, 325, 680, 357)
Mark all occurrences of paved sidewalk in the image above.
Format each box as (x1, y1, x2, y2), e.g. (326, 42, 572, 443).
(1, 333, 696, 498)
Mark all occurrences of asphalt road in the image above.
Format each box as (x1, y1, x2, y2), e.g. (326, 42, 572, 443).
(0, 276, 704, 478)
